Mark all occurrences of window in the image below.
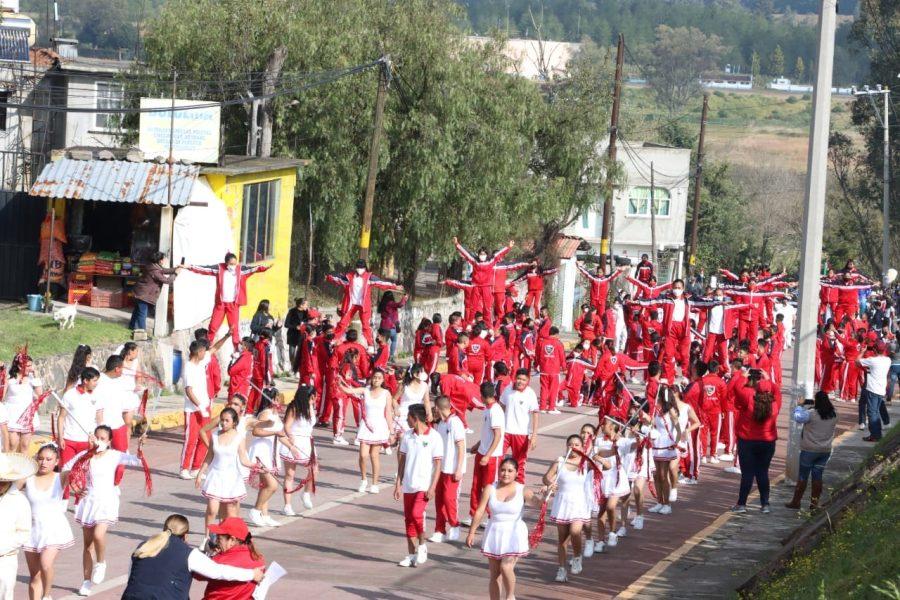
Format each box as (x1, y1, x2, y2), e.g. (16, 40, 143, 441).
(626, 186, 670, 216)
(95, 81, 124, 129)
(581, 210, 589, 228)
(241, 180, 280, 263)
(0, 90, 7, 130)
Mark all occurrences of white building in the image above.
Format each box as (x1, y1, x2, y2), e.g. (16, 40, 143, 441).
(700, 72, 753, 91)
(767, 77, 814, 93)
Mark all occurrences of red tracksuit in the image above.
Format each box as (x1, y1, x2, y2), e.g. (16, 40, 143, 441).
(206, 354, 222, 401)
(536, 337, 566, 411)
(564, 354, 594, 407)
(492, 262, 530, 320)
(247, 338, 272, 414)
(466, 337, 489, 384)
(631, 296, 694, 382)
(444, 326, 463, 359)
(626, 276, 673, 300)
(443, 280, 477, 325)
(327, 271, 402, 346)
(573, 311, 601, 341)
(576, 264, 621, 312)
(725, 288, 786, 352)
(635, 260, 654, 284)
(518, 329, 536, 374)
(439, 374, 483, 428)
(837, 334, 862, 401)
(227, 350, 252, 400)
(187, 262, 270, 344)
(314, 336, 333, 420)
(702, 302, 749, 368)
(447, 346, 469, 378)
(454, 241, 513, 328)
(513, 268, 559, 319)
(698, 373, 726, 458)
(721, 370, 746, 457)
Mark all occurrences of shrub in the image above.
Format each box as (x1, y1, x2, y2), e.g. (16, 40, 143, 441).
(786, 96, 798, 104)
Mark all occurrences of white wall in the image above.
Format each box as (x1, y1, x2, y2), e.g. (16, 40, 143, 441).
(64, 74, 121, 148)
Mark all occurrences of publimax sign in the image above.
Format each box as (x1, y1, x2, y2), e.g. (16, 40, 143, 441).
(139, 98, 221, 164)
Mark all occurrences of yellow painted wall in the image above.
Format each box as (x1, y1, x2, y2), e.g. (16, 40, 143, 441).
(204, 167, 297, 319)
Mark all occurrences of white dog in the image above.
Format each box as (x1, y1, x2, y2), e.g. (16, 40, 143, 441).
(53, 303, 78, 330)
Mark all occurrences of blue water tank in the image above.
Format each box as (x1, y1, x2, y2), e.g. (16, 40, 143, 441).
(172, 350, 183, 385)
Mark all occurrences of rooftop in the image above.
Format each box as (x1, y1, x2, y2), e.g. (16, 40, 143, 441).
(200, 155, 309, 176)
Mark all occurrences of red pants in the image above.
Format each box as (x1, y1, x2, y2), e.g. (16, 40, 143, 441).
(524, 291, 542, 318)
(662, 321, 691, 381)
(469, 454, 499, 516)
(564, 380, 584, 408)
(839, 362, 861, 401)
(335, 304, 374, 346)
(403, 492, 428, 538)
(60, 439, 90, 469)
(471, 286, 495, 327)
(421, 348, 441, 375)
(503, 433, 530, 483)
(493, 291, 507, 321)
(209, 301, 241, 344)
(701, 412, 721, 457)
(738, 318, 760, 352)
(332, 393, 360, 437)
(467, 359, 486, 385)
(111, 425, 129, 485)
(539, 373, 561, 411)
(247, 379, 264, 414)
(181, 411, 210, 471)
(703, 332, 729, 368)
(434, 473, 461, 533)
(719, 411, 736, 455)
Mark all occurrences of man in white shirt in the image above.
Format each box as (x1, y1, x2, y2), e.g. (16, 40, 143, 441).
(858, 342, 892, 441)
(430, 396, 466, 544)
(182, 341, 213, 478)
(394, 403, 443, 568)
(95, 355, 134, 484)
(500, 369, 539, 483)
(467, 382, 504, 521)
(58, 367, 101, 465)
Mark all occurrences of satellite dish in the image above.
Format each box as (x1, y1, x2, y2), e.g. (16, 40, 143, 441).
(887, 268, 898, 285)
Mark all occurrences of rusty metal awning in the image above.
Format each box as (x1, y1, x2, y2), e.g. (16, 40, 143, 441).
(30, 158, 199, 205)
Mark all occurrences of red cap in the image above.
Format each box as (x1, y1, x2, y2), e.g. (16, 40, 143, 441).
(875, 341, 887, 354)
(307, 308, 321, 319)
(208, 517, 249, 540)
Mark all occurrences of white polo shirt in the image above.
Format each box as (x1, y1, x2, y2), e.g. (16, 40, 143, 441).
(478, 403, 505, 457)
(350, 276, 365, 307)
(859, 355, 891, 396)
(95, 373, 126, 429)
(399, 427, 443, 493)
(436, 414, 466, 475)
(708, 305, 725, 335)
(183, 356, 212, 413)
(60, 386, 99, 442)
(500, 386, 538, 436)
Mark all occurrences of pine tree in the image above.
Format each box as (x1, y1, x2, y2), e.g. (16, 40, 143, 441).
(794, 56, 805, 82)
(770, 45, 785, 77)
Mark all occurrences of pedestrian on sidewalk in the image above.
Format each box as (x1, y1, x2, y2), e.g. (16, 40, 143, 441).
(785, 391, 837, 510)
(731, 370, 781, 514)
(130, 252, 181, 332)
(857, 342, 892, 442)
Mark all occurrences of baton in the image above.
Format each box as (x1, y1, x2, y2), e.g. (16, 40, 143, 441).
(50, 389, 92, 436)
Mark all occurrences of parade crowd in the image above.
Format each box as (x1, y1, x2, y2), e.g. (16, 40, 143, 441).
(0, 245, 897, 600)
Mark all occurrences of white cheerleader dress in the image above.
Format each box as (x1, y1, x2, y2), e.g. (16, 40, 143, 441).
(248, 410, 283, 473)
(550, 459, 592, 524)
(5, 376, 42, 433)
(67, 450, 142, 527)
(356, 388, 390, 446)
(653, 414, 679, 461)
(596, 438, 631, 500)
(278, 409, 315, 466)
(627, 428, 654, 481)
(481, 483, 529, 559)
(394, 383, 427, 433)
(23, 473, 74, 552)
(201, 430, 247, 503)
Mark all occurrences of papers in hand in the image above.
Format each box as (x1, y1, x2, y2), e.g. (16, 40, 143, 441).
(252, 561, 286, 600)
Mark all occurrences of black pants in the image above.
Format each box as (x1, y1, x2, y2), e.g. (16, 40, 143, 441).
(737, 439, 776, 506)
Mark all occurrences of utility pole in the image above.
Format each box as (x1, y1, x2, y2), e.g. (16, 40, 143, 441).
(650, 162, 657, 267)
(600, 33, 625, 271)
(153, 69, 177, 339)
(787, 0, 838, 483)
(688, 94, 709, 275)
(359, 56, 390, 262)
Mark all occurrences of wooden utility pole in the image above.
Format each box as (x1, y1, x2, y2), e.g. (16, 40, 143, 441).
(600, 33, 625, 270)
(259, 46, 287, 158)
(687, 93, 709, 275)
(359, 56, 390, 262)
(649, 162, 657, 267)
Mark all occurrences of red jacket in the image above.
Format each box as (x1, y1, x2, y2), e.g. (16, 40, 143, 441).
(724, 289, 787, 324)
(454, 241, 512, 287)
(298, 338, 319, 383)
(447, 346, 468, 376)
(513, 268, 559, 293)
(734, 381, 781, 442)
(430, 323, 444, 350)
(326, 271, 401, 315)
(723, 371, 747, 412)
(188, 263, 269, 307)
(635, 260, 654, 284)
(207, 354, 222, 400)
(699, 373, 727, 414)
(250, 339, 272, 385)
(577, 264, 621, 310)
(227, 350, 252, 399)
(444, 326, 463, 358)
(466, 337, 489, 365)
(536, 337, 566, 375)
(440, 374, 483, 415)
(332, 341, 370, 376)
(200, 545, 264, 600)
(625, 276, 673, 300)
(492, 261, 530, 292)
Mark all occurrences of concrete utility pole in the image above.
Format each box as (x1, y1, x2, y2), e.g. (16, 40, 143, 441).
(688, 94, 709, 275)
(600, 33, 625, 271)
(650, 161, 657, 267)
(359, 56, 390, 262)
(787, 0, 838, 483)
(155, 69, 178, 339)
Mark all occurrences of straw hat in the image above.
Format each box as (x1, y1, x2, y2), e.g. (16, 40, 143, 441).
(0, 453, 38, 482)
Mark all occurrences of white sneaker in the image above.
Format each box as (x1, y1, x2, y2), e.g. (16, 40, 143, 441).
(631, 515, 644, 529)
(594, 541, 605, 553)
(858, 423, 866, 430)
(179, 469, 192, 480)
(571, 556, 583, 575)
(189, 469, 200, 478)
(659, 505, 672, 515)
(465, 428, 474, 434)
(91, 561, 106, 584)
(416, 544, 428, 565)
(398, 554, 417, 567)
(302, 492, 314, 510)
(77, 580, 92, 596)
(447, 526, 461, 541)
(548, 409, 562, 415)
(369, 484, 380, 494)
(385, 447, 393, 455)
(701, 457, 709, 464)
(724, 466, 742, 474)
(332, 436, 349, 446)
(607, 532, 618, 547)
(709, 457, 721, 464)
(429, 532, 444, 543)
(648, 503, 664, 513)
(686, 477, 699, 485)
(716, 442, 726, 451)
(670, 488, 678, 502)
(248, 508, 267, 527)
(354, 438, 361, 446)
(555, 567, 568, 582)
(357, 479, 368, 493)
(583, 539, 594, 557)
(720, 453, 734, 461)
(264, 515, 282, 527)
(616, 526, 627, 537)
(283, 505, 296, 517)
(461, 516, 473, 526)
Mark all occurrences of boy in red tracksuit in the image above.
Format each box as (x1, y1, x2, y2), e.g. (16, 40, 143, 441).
(314, 327, 335, 424)
(444, 313, 464, 359)
(837, 329, 863, 402)
(564, 346, 594, 407)
(438, 372, 484, 429)
(720, 359, 746, 465)
(487, 330, 509, 381)
(466, 327, 490, 384)
(187, 253, 270, 344)
(698, 361, 727, 462)
(644, 361, 661, 415)
(327, 260, 404, 347)
(453, 237, 515, 328)
(576, 262, 623, 312)
(517, 320, 536, 374)
(227, 338, 254, 400)
(492, 260, 531, 321)
(680, 373, 705, 482)
(703, 290, 749, 371)
(447, 333, 470, 378)
(512, 264, 559, 319)
(297, 326, 319, 387)
(635, 254, 654, 284)
(536, 326, 566, 413)
(247, 330, 273, 414)
(724, 282, 787, 353)
(442, 280, 477, 325)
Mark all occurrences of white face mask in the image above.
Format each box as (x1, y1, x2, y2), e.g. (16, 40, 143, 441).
(356, 268, 365, 275)
(227, 265, 236, 272)
(95, 441, 109, 452)
(417, 373, 428, 382)
(715, 294, 724, 301)
(582, 341, 590, 349)
(672, 288, 684, 298)
(478, 254, 488, 261)
(479, 330, 488, 339)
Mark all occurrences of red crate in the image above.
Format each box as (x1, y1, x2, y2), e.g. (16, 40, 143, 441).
(68, 287, 91, 304)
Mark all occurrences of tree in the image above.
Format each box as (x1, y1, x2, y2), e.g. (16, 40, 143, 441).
(750, 51, 761, 86)
(769, 44, 785, 77)
(794, 56, 805, 82)
(642, 25, 726, 115)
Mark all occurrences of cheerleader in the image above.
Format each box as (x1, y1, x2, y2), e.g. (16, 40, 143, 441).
(622, 404, 653, 531)
(196, 407, 254, 534)
(339, 369, 393, 494)
(543, 435, 593, 582)
(64, 344, 93, 391)
(3, 350, 43, 453)
(578, 423, 600, 558)
(247, 389, 298, 528)
(392, 364, 432, 437)
(593, 419, 632, 550)
(62, 425, 147, 597)
(20, 444, 74, 600)
(647, 387, 683, 515)
(673, 385, 701, 495)
(467, 457, 547, 600)
(279, 385, 318, 514)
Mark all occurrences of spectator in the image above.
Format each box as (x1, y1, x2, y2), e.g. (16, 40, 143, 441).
(731, 371, 782, 514)
(377, 291, 409, 361)
(131, 252, 181, 332)
(887, 331, 899, 403)
(123, 514, 262, 600)
(283, 297, 309, 365)
(857, 342, 892, 442)
(200, 517, 265, 600)
(250, 300, 281, 340)
(785, 391, 838, 510)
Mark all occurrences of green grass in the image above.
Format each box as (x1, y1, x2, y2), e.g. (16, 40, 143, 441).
(0, 307, 131, 362)
(746, 424, 900, 600)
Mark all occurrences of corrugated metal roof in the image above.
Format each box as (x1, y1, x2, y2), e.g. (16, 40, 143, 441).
(30, 158, 199, 205)
(0, 27, 30, 63)
(551, 235, 586, 260)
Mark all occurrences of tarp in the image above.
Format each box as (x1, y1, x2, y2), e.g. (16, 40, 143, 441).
(172, 177, 234, 331)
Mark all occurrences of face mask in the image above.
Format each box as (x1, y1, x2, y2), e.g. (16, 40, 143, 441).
(227, 265, 236, 272)
(417, 373, 428, 382)
(582, 341, 590, 349)
(672, 288, 684, 298)
(95, 441, 109, 452)
(715, 294, 724, 301)
(356, 268, 365, 275)
(478, 254, 488, 261)
(479, 330, 488, 339)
